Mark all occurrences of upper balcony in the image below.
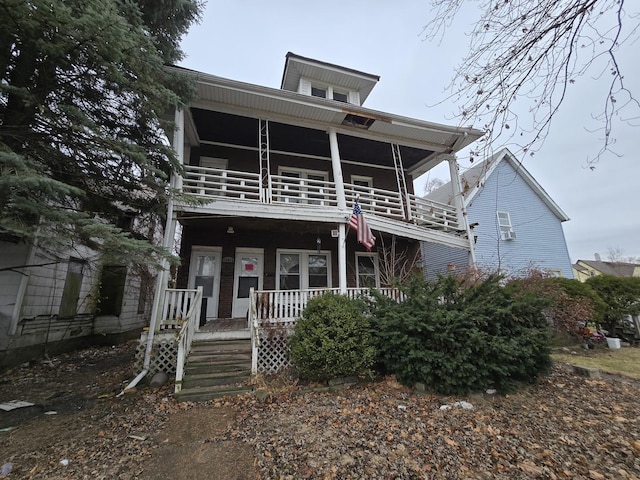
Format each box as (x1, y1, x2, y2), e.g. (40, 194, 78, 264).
(178, 164, 462, 240)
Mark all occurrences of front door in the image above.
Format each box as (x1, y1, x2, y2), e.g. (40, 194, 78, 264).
(232, 248, 264, 318)
(189, 247, 222, 320)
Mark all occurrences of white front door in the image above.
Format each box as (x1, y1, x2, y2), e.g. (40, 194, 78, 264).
(189, 247, 222, 320)
(232, 248, 264, 318)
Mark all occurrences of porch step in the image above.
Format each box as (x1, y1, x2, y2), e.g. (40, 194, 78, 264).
(176, 338, 253, 402)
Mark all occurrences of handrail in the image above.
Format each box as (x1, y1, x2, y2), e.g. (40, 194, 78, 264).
(254, 287, 405, 323)
(181, 165, 461, 231)
(249, 287, 260, 374)
(174, 286, 203, 393)
(344, 183, 405, 219)
(407, 193, 460, 230)
(271, 174, 338, 206)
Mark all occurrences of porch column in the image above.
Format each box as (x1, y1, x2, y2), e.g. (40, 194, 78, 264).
(328, 128, 346, 209)
(328, 128, 348, 293)
(447, 155, 476, 266)
(149, 108, 183, 334)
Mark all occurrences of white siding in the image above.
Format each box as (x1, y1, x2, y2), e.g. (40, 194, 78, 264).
(0, 242, 30, 335)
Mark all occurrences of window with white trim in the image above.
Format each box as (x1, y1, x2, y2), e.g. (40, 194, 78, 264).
(311, 86, 326, 98)
(277, 250, 331, 290)
(278, 167, 329, 205)
(546, 269, 563, 278)
(497, 211, 515, 239)
(356, 253, 379, 288)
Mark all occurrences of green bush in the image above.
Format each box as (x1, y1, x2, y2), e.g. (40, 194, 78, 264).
(289, 293, 375, 382)
(371, 274, 552, 394)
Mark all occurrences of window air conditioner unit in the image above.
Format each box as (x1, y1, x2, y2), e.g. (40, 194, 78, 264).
(502, 230, 517, 241)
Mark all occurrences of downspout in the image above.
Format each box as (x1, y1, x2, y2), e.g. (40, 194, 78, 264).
(447, 155, 476, 266)
(328, 128, 348, 294)
(121, 108, 184, 394)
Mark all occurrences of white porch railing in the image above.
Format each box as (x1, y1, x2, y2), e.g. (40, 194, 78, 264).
(181, 165, 463, 232)
(344, 183, 405, 219)
(182, 165, 261, 201)
(173, 287, 202, 393)
(159, 288, 204, 329)
(407, 193, 459, 230)
(250, 287, 405, 374)
(271, 174, 338, 206)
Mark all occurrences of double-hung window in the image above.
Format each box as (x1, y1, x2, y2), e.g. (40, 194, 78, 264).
(278, 168, 329, 205)
(278, 250, 331, 290)
(497, 211, 515, 239)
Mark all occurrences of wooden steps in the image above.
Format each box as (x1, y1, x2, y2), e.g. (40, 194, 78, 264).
(175, 339, 252, 402)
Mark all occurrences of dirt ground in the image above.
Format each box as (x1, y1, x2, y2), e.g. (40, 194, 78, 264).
(1, 341, 640, 479)
(0, 341, 255, 480)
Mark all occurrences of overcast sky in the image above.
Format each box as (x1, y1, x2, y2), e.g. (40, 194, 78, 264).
(178, 0, 640, 263)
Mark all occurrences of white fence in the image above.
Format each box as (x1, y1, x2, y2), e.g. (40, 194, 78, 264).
(250, 287, 405, 374)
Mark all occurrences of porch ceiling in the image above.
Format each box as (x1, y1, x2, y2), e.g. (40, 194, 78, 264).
(190, 108, 434, 170)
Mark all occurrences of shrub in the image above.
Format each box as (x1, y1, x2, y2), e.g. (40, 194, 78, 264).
(371, 274, 552, 394)
(288, 293, 375, 382)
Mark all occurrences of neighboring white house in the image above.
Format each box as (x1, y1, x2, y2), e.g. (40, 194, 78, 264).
(0, 238, 152, 367)
(422, 148, 574, 279)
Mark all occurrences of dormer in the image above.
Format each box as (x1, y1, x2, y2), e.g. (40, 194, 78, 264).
(280, 52, 380, 107)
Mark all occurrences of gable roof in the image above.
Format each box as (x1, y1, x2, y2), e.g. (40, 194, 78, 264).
(426, 148, 570, 222)
(574, 260, 640, 277)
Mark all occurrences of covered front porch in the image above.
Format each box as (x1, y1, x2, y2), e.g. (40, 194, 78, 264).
(144, 286, 403, 395)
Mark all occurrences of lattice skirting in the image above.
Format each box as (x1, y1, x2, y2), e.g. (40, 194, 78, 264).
(135, 334, 178, 376)
(256, 323, 296, 375)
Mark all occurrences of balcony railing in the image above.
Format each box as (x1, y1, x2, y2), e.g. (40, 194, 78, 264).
(181, 165, 459, 230)
(407, 193, 459, 230)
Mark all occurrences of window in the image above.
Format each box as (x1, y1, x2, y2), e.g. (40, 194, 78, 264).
(333, 91, 348, 103)
(277, 250, 331, 290)
(356, 253, 379, 288)
(97, 266, 127, 316)
(311, 86, 326, 98)
(278, 168, 329, 205)
(546, 269, 563, 278)
(59, 258, 84, 318)
(497, 211, 515, 239)
(351, 175, 373, 208)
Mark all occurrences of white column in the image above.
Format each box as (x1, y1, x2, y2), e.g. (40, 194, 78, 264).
(148, 108, 183, 336)
(447, 155, 476, 266)
(338, 224, 347, 294)
(328, 128, 347, 210)
(328, 128, 348, 293)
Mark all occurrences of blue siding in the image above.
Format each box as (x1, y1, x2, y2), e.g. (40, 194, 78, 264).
(467, 160, 573, 278)
(421, 242, 469, 281)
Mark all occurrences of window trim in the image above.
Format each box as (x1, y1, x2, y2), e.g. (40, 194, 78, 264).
(355, 252, 380, 288)
(276, 249, 332, 290)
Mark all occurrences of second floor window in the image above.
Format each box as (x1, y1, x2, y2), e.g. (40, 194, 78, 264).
(278, 168, 329, 205)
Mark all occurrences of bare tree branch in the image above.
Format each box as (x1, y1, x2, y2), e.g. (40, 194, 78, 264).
(422, 0, 640, 167)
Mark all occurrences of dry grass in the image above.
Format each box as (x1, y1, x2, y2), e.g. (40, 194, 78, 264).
(552, 344, 640, 379)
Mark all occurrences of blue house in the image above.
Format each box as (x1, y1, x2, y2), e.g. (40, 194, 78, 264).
(421, 148, 574, 279)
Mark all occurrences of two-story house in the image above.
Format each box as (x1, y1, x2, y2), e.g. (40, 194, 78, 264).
(136, 53, 484, 396)
(421, 148, 574, 279)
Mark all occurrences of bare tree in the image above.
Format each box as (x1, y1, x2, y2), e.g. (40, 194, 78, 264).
(422, 0, 639, 167)
(606, 247, 640, 263)
(378, 236, 423, 286)
(423, 177, 445, 195)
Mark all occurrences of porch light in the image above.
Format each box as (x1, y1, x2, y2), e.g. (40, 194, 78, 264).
(227, 226, 235, 234)
(316, 236, 321, 253)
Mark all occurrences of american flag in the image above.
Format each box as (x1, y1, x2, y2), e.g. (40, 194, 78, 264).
(349, 201, 375, 251)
